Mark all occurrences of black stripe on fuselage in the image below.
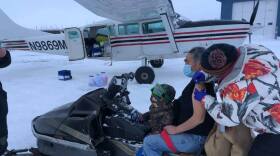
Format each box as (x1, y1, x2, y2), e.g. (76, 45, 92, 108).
(174, 32, 248, 39)
(111, 32, 248, 45)
(111, 37, 169, 44)
(1, 40, 26, 43)
(4, 45, 29, 49)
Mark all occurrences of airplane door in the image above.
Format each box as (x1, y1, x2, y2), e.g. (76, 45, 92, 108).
(263, 0, 278, 38)
(64, 27, 86, 61)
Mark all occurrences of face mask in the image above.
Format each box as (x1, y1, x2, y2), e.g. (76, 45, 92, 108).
(183, 64, 195, 77)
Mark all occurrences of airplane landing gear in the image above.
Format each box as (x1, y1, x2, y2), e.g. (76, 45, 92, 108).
(150, 59, 164, 68)
(135, 66, 155, 84)
(135, 58, 155, 84)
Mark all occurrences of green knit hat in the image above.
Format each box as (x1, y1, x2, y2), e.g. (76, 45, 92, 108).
(151, 84, 176, 103)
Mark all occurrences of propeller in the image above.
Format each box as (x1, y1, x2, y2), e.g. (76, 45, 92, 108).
(250, 0, 260, 25)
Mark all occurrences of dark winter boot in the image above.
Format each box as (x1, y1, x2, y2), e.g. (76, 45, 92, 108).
(0, 89, 8, 156)
(0, 137, 7, 155)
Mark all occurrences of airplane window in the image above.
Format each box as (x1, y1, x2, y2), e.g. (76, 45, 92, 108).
(118, 23, 139, 35)
(143, 21, 165, 34)
(126, 24, 139, 35)
(118, 25, 126, 35)
(96, 27, 109, 36)
(109, 26, 116, 36)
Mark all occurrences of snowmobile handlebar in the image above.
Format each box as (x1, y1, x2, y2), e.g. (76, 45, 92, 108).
(113, 72, 134, 82)
(107, 72, 134, 102)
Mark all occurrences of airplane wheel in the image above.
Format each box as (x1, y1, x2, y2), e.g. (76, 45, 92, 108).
(135, 66, 155, 84)
(150, 59, 164, 68)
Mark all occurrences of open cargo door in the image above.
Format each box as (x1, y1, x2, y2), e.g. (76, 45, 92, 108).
(64, 27, 86, 61)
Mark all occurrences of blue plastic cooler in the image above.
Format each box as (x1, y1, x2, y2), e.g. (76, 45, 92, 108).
(58, 70, 72, 81)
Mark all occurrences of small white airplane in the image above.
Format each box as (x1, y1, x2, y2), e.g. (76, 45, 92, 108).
(0, 0, 259, 84)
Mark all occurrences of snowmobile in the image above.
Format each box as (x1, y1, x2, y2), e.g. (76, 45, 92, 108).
(31, 72, 150, 156)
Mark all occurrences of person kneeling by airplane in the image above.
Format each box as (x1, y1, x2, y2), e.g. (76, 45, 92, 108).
(140, 47, 215, 156)
(194, 44, 280, 156)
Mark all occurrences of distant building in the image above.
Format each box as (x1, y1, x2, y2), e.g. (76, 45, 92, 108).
(217, 0, 280, 39)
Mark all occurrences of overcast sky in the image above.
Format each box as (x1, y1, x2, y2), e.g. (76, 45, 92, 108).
(0, 0, 221, 29)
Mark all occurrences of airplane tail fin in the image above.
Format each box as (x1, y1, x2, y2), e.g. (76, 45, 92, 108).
(0, 9, 48, 41)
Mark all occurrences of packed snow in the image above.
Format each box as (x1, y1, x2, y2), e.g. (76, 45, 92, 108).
(0, 36, 279, 149)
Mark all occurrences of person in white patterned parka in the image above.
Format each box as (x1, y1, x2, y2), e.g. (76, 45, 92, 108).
(192, 44, 280, 156)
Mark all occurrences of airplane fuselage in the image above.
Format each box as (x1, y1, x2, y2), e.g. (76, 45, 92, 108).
(2, 19, 250, 62)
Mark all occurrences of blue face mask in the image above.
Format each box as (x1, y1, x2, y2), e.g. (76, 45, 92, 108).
(183, 64, 195, 77)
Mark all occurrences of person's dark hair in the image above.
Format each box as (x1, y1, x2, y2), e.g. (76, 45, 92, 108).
(188, 47, 205, 63)
(201, 43, 239, 76)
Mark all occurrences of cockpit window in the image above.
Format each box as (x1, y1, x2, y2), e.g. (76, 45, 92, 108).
(118, 23, 139, 35)
(109, 25, 116, 36)
(96, 27, 109, 36)
(142, 21, 165, 34)
(118, 25, 126, 35)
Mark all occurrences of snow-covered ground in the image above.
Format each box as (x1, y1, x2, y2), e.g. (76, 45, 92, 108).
(0, 36, 279, 149)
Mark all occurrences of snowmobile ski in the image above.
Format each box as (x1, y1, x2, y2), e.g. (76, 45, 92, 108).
(2, 148, 42, 156)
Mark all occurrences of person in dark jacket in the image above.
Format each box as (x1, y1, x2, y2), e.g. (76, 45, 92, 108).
(142, 47, 215, 156)
(143, 84, 176, 134)
(0, 48, 11, 155)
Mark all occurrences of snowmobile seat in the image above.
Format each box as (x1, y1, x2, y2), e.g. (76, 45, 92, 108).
(102, 116, 150, 142)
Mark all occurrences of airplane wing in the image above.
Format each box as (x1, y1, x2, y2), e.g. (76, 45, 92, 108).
(74, 0, 175, 22)
(0, 9, 48, 41)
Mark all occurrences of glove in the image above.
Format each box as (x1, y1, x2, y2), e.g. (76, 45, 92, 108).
(194, 88, 207, 102)
(131, 111, 143, 123)
(192, 71, 206, 84)
(107, 85, 122, 99)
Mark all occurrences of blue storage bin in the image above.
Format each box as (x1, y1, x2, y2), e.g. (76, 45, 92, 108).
(58, 70, 72, 81)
